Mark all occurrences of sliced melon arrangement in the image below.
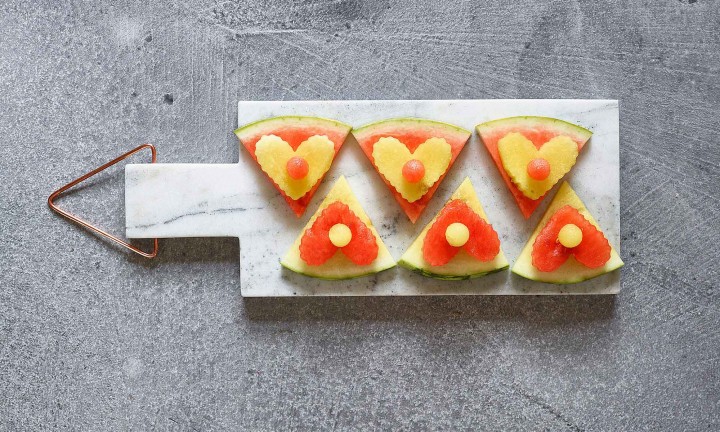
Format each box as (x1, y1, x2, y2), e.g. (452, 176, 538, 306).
(513, 182, 623, 284)
(399, 178, 509, 280)
(235, 116, 351, 217)
(235, 113, 620, 288)
(353, 118, 471, 223)
(476, 116, 592, 219)
(281, 176, 396, 280)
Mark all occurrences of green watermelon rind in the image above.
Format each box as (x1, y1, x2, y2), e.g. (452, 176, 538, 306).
(234, 115, 352, 139)
(511, 264, 623, 285)
(475, 116, 592, 140)
(280, 259, 395, 281)
(398, 259, 508, 281)
(353, 117, 471, 137)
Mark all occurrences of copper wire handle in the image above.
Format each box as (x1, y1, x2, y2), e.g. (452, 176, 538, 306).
(48, 144, 159, 258)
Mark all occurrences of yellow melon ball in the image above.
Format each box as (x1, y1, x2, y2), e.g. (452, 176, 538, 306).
(329, 223, 352, 248)
(558, 224, 583, 248)
(445, 222, 470, 247)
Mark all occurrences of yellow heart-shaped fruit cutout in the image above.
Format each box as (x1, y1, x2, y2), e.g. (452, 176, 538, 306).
(372, 137, 452, 203)
(255, 134, 335, 200)
(498, 132, 579, 200)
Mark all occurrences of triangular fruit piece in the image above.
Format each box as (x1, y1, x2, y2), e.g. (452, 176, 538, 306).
(281, 176, 396, 279)
(476, 116, 592, 219)
(513, 181, 623, 284)
(353, 118, 471, 223)
(235, 116, 351, 217)
(399, 177, 509, 280)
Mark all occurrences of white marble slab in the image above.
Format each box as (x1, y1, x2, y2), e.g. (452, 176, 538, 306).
(125, 100, 621, 296)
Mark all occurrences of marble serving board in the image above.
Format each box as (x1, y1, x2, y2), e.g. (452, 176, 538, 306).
(125, 100, 621, 297)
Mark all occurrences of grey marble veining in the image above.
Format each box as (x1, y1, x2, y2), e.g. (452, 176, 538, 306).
(125, 99, 620, 296)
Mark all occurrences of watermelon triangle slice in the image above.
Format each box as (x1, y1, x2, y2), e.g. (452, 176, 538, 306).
(353, 118, 471, 223)
(513, 182, 623, 284)
(281, 176, 396, 280)
(399, 177, 509, 280)
(476, 116, 592, 219)
(235, 116, 351, 217)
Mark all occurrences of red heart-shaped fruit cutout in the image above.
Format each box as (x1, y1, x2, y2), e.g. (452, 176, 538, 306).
(532, 205, 611, 272)
(300, 202, 378, 266)
(422, 200, 500, 266)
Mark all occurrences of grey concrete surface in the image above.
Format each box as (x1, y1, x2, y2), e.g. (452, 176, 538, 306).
(1, 0, 719, 430)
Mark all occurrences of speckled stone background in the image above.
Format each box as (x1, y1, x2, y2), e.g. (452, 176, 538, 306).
(1, 1, 718, 430)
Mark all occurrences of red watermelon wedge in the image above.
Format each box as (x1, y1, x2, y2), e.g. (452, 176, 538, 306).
(235, 116, 351, 217)
(353, 118, 471, 223)
(476, 116, 592, 219)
